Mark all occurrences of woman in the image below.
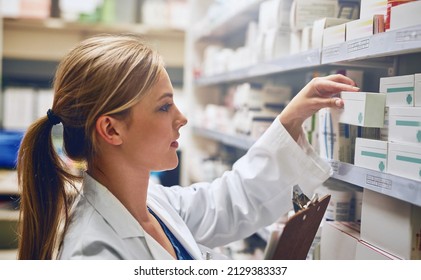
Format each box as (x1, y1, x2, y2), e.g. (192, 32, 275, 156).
(17, 34, 359, 260)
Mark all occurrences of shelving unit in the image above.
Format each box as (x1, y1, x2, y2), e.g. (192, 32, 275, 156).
(184, 0, 421, 209)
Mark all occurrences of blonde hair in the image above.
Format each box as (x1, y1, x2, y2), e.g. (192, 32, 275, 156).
(17, 34, 164, 259)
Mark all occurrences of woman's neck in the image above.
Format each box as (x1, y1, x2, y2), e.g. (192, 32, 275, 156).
(87, 161, 151, 222)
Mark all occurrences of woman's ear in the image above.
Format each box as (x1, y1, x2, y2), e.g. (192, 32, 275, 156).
(95, 115, 123, 145)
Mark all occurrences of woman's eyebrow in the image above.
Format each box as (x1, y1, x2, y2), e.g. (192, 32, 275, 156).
(158, 92, 173, 101)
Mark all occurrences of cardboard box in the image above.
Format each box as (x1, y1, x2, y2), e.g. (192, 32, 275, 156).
(361, 189, 421, 259)
(354, 138, 388, 172)
(312, 17, 350, 49)
(380, 74, 419, 107)
(338, 91, 386, 127)
(3, 87, 36, 130)
(322, 23, 347, 47)
(346, 17, 374, 41)
(416, 74, 421, 107)
(318, 108, 354, 163)
(387, 141, 421, 182)
(320, 221, 360, 259)
(356, 240, 401, 260)
(388, 107, 421, 144)
(290, 0, 338, 30)
(390, 1, 421, 31)
(360, 0, 388, 18)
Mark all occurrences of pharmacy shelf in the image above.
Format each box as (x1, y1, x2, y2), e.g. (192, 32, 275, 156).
(2, 17, 185, 67)
(3, 17, 185, 38)
(191, 127, 421, 207)
(195, 24, 421, 86)
(330, 160, 421, 207)
(322, 24, 421, 64)
(192, 126, 255, 150)
(195, 49, 321, 86)
(193, 0, 265, 41)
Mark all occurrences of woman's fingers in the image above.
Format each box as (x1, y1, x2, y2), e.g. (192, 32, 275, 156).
(313, 77, 360, 97)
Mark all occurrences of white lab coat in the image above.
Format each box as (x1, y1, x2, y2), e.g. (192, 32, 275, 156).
(58, 120, 332, 260)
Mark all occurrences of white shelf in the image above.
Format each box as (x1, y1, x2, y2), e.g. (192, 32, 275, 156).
(195, 49, 321, 86)
(191, 127, 421, 207)
(2, 17, 185, 67)
(322, 24, 421, 64)
(192, 126, 255, 150)
(330, 160, 421, 207)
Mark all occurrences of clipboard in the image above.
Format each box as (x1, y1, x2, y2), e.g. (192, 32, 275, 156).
(267, 194, 331, 260)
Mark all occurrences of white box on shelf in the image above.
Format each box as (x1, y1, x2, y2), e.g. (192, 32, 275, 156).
(380, 74, 418, 107)
(318, 108, 354, 163)
(360, 0, 387, 18)
(361, 189, 421, 259)
(346, 17, 375, 41)
(322, 23, 347, 47)
(387, 141, 421, 182)
(415, 74, 421, 107)
(338, 91, 386, 127)
(356, 240, 401, 260)
(388, 107, 421, 144)
(290, 0, 338, 31)
(258, 0, 293, 32)
(354, 138, 388, 172)
(312, 18, 350, 49)
(3, 87, 36, 130)
(320, 221, 360, 260)
(390, 1, 421, 31)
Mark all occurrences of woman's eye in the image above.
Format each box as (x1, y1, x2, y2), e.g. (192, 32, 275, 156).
(159, 103, 172, 112)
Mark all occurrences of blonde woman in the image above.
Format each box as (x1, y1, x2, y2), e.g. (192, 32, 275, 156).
(17, 34, 358, 260)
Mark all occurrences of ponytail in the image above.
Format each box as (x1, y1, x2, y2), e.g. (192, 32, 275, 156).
(17, 117, 77, 259)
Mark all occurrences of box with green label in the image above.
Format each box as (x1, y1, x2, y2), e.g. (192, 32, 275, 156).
(388, 107, 421, 144)
(338, 91, 386, 127)
(387, 142, 421, 182)
(354, 138, 388, 172)
(379, 74, 421, 107)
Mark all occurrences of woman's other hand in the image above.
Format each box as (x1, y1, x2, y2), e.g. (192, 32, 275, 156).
(279, 74, 360, 141)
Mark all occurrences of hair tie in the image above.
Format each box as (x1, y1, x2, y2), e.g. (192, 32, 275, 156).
(47, 109, 61, 125)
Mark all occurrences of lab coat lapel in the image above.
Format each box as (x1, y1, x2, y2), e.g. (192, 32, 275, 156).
(142, 230, 175, 260)
(147, 198, 203, 260)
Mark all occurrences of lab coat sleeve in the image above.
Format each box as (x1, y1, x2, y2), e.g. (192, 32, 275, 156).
(157, 120, 332, 248)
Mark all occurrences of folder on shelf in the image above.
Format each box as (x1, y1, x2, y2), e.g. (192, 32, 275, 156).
(265, 186, 331, 260)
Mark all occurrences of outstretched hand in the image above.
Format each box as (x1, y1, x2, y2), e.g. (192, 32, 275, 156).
(279, 74, 360, 141)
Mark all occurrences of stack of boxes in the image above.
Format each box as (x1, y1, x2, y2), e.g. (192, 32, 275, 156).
(330, 73, 421, 259)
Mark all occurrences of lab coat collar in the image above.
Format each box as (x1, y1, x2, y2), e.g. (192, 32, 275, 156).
(82, 173, 146, 239)
(82, 173, 203, 260)
(147, 193, 204, 260)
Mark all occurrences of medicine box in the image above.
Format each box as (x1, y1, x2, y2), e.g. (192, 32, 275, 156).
(360, 189, 421, 259)
(387, 141, 421, 182)
(354, 138, 388, 172)
(388, 107, 421, 144)
(360, 0, 387, 19)
(320, 221, 360, 260)
(338, 91, 386, 127)
(322, 23, 346, 47)
(355, 240, 401, 260)
(379, 74, 421, 107)
(318, 108, 353, 163)
(390, 0, 421, 31)
(346, 17, 374, 41)
(312, 17, 350, 49)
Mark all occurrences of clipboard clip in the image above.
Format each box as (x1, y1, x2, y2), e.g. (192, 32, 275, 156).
(292, 184, 319, 213)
